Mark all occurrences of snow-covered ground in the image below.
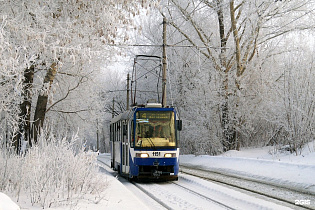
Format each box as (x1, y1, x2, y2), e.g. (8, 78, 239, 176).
(2, 142, 315, 209)
(0, 193, 20, 210)
(181, 143, 315, 194)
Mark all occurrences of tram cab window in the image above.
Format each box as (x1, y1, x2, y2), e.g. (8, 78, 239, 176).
(135, 111, 176, 148)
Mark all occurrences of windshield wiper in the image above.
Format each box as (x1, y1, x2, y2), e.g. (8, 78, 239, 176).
(147, 138, 156, 149)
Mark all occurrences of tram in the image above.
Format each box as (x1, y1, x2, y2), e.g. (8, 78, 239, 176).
(110, 103, 182, 181)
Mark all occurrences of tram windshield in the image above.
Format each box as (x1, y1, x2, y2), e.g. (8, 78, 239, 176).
(135, 111, 176, 148)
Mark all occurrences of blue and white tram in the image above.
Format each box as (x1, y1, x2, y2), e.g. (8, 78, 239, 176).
(110, 103, 182, 181)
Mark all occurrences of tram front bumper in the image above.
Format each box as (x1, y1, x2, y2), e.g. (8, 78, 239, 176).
(131, 157, 178, 179)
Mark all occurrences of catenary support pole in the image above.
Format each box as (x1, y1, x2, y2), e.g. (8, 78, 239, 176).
(162, 17, 167, 107)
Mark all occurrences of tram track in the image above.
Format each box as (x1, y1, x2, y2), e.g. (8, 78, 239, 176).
(97, 158, 173, 209)
(97, 156, 297, 209)
(131, 182, 173, 209)
(180, 165, 315, 210)
(171, 181, 236, 210)
(131, 180, 241, 210)
(97, 157, 236, 209)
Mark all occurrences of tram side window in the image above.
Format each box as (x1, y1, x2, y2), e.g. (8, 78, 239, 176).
(116, 122, 118, 142)
(130, 121, 134, 148)
(116, 123, 119, 142)
(113, 124, 115, 142)
(116, 122, 121, 142)
(120, 121, 123, 142)
(114, 123, 117, 142)
(119, 122, 121, 142)
(116, 123, 118, 142)
(110, 124, 112, 142)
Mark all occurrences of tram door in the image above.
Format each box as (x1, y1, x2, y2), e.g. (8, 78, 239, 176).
(122, 121, 130, 174)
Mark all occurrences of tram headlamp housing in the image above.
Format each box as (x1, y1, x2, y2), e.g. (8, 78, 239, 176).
(164, 153, 176, 158)
(136, 153, 149, 158)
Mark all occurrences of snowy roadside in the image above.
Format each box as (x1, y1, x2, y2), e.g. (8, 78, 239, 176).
(2, 143, 315, 209)
(0, 193, 20, 210)
(1, 154, 152, 210)
(180, 143, 315, 195)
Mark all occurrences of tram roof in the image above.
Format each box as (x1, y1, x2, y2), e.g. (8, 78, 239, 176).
(110, 109, 134, 124)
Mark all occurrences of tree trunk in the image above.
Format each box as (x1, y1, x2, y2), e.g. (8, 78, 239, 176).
(220, 74, 236, 152)
(15, 65, 34, 153)
(217, 0, 236, 151)
(230, 0, 243, 151)
(33, 62, 58, 143)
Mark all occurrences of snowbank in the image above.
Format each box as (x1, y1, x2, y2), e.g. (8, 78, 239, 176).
(180, 144, 315, 194)
(0, 193, 20, 210)
(3, 143, 314, 209)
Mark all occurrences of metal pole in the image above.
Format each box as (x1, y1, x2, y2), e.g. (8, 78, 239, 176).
(96, 118, 99, 151)
(162, 17, 167, 107)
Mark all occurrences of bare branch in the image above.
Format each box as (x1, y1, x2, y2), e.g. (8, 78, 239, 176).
(46, 76, 85, 113)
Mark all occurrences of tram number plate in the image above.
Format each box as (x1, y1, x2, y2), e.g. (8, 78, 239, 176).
(152, 152, 160, 156)
(153, 170, 162, 177)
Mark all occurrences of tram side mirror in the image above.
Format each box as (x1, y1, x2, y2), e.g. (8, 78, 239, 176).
(123, 125, 128, 136)
(177, 120, 182, 131)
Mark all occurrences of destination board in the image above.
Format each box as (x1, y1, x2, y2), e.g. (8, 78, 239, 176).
(139, 112, 171, 120)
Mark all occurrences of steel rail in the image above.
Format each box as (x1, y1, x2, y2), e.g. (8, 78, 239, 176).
(172, 181, 236, 210)
(97, 158, 171, 209)
(97, 158, 236, 209)
(180, 166, 315, 210)
(131, 182, 172, 210)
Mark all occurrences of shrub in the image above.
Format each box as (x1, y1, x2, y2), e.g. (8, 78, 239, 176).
(0, 131, 108, 208)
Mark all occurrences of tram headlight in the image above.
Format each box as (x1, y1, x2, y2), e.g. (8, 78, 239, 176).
(164, 153, 176, 158)
(136, 153, 149, 158)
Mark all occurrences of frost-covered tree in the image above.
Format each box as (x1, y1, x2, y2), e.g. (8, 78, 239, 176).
(253, 32, 315, 154)
(0, 26, 24, 149)
(0, 0, 152, 152)
(155, 0, 315, 152)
